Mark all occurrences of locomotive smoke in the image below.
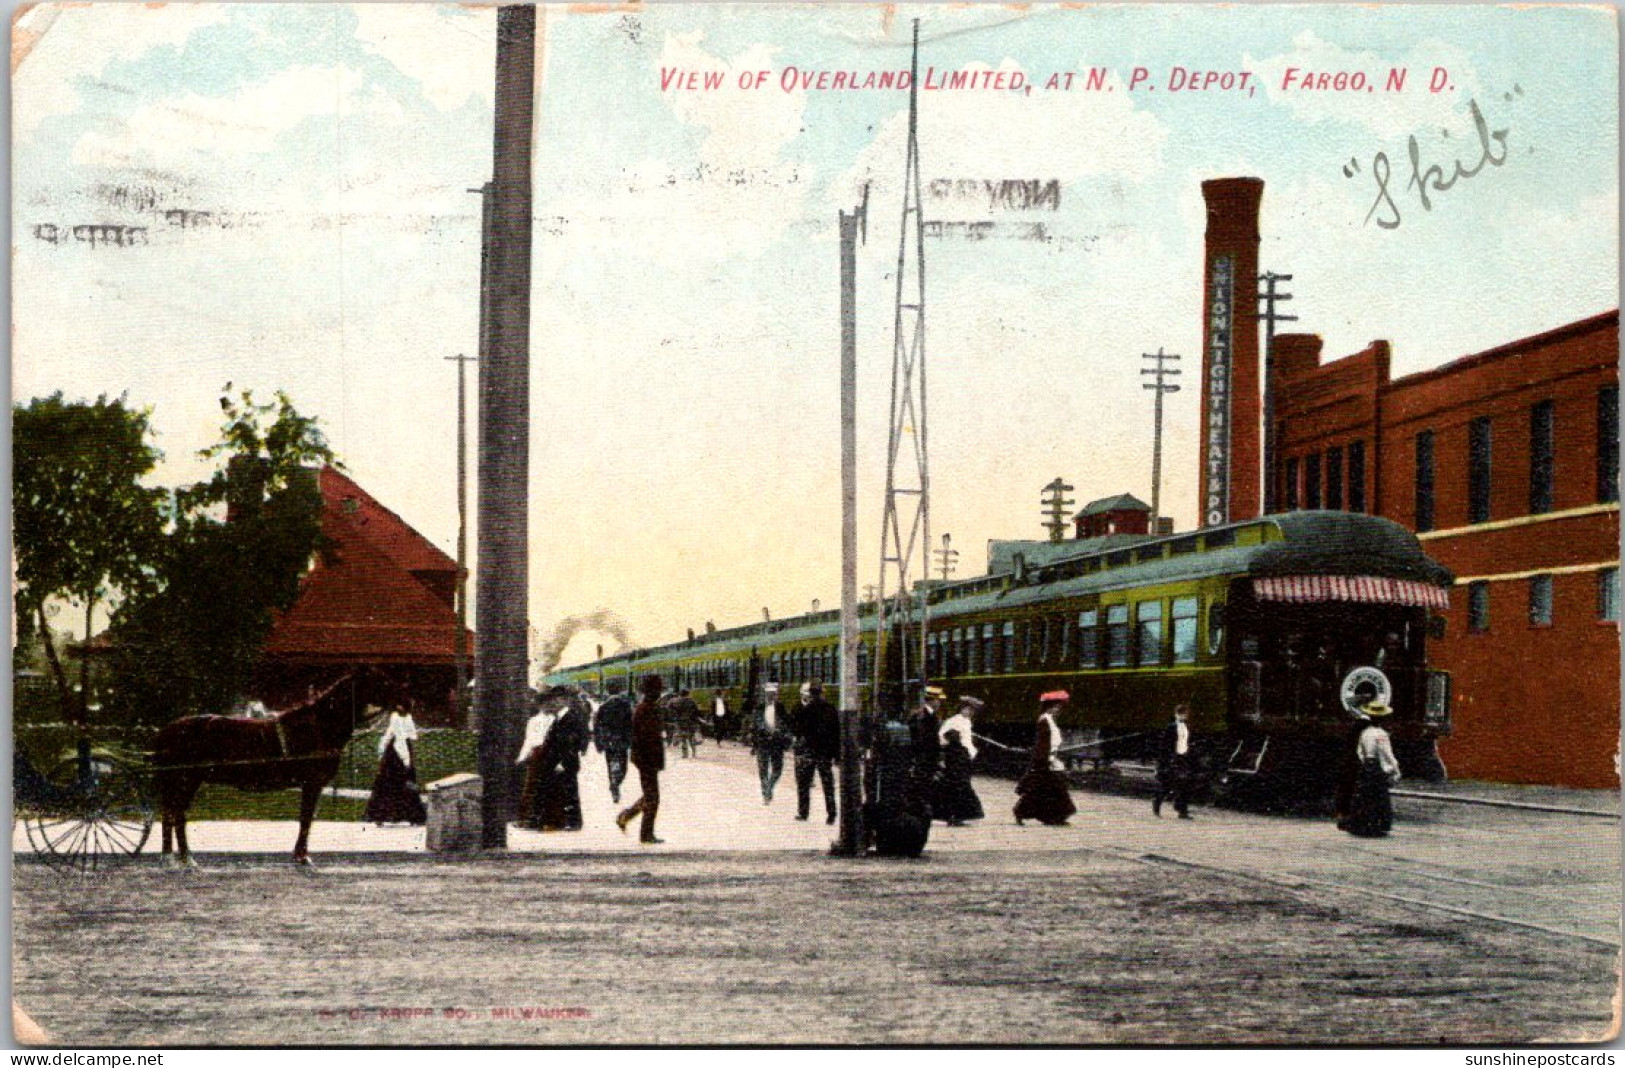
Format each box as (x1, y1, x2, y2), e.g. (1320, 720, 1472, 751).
(536, 609, 633, 674)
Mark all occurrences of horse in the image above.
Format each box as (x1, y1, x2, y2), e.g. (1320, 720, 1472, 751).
(152, 674, 357, 868)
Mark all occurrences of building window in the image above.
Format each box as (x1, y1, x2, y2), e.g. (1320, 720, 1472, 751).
(1135, 601, 1164, 667)
(1600, 385, 1619, 503)
(1106, 604, 1130, 667)
(1529, 400, 1555, 515)
(1077, 609, 1098, 667)
(1326, 447, 1344, 511)
(1529, 574, 1553, 627)
(1467, 581, 1489, 633)
(1305, 452, 1322, 509)
(1415, 430, 1436, 532)
(1285, 457, 1300, 511)
(1599, 568, 1618, 623)
(1171, 597, 1199, 664)
(1469, 417, 1493, 524)
(1348, 441, 1366, 513)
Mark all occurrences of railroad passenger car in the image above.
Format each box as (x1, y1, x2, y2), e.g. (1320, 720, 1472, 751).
(546, 511, 1454, 789)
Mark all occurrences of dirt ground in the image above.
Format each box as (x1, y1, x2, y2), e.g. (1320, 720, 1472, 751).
(12, 849, 1617, 1046)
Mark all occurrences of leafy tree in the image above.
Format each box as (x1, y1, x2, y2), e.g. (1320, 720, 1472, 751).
(13, 393, 165, 723)
(105, 388, 338, 724)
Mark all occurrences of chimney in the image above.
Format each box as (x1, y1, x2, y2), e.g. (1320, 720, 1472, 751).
(1199, 178, 1264, 527)
(1272, 333, 1324, 382)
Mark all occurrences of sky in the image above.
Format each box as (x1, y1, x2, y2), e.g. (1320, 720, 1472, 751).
(12, 3, 1618, 672)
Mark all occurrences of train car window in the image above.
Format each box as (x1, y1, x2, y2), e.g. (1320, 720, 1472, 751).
(982, 623, 997, 674)
(1204, 529, 1236, 549)
(1206, 603, 1226, 655)
(1003, 622, 1017, 672)
(1172, 597, 1199, 663)
(1599, 568, 1619, 623)
(1135, 601, 1165, 666)
(1077, 609, 1098, 667)
(1169, 536, 1198, 556)
(1107, 550, 1133, 568)
(963, 626, 979, 675)
(1039, 618, 1053, 665)
(926, 633, 939, 676)
(1060, 615, 1073, 664)
(1135, 545, 1162, 563)
(1106, 605, 1130, 667)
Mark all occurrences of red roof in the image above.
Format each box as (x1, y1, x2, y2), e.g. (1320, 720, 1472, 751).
(264, 467, 470, 664)
(319, 466, 456, 576)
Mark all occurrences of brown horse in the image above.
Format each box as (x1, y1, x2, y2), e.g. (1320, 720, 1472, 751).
(153, 674, 358, 867)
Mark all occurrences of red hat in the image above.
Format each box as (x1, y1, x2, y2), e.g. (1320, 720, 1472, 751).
(1039, 690, 1070, 704)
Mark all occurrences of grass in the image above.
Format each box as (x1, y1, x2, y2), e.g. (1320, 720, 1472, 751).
(184, 785, 367, 822)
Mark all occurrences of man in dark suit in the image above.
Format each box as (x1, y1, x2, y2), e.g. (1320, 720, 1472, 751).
(593, 680, 634, 804)
(752, 683, 792, 804)
(792, 679, 842, 824)
(616, 674, 667, 844)
(1153, 703, 1195, 819)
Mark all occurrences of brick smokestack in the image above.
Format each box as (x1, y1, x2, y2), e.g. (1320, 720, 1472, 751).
(1198, 178, 1263, 527)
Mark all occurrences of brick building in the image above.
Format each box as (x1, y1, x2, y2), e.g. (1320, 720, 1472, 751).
(1271, 311, 1620, 787)
(251, 467, 472, 727)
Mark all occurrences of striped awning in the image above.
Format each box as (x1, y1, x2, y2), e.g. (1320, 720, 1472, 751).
(1253, 574, 1451, 610)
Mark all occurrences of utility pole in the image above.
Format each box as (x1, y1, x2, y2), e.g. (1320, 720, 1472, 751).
(475, 4, 535, 850)
(1041, 478, 1075, 543)
(445, 350, 477, 727)
(1257, 272, 1296, 514)
(835, 185, 868, 858)
(1141, 348, 1182, 532)
(934, 533, 959, 581)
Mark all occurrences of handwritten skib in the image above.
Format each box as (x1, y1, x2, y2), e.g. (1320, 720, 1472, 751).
(1344, 99, 1510, 230)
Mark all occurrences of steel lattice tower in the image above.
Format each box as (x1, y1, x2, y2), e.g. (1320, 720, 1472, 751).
(873, 20, 931, 712)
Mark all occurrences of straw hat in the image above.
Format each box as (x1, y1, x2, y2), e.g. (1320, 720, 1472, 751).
(1361, 701, 1393, 718)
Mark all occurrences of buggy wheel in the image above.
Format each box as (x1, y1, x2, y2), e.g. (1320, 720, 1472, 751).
(24, 756, 153, 874)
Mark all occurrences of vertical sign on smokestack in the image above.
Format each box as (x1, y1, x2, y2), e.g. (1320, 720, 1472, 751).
(1198, 178, 1263, 527)
(476, 4, 535, 850)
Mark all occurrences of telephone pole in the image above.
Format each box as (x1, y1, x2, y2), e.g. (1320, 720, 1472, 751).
(835, 184, 868, 858)
(934, 533, 959, 581)
(475, 4, 535, 850)
(444, 351, 476, 726)
(1041, 478, 1075, 543)
(1141, 348, 1182, 532)
(1257, 272, 1296, 514)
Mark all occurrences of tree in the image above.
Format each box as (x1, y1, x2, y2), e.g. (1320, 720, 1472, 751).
(105, 388, 338, 724)
(13, 393, 165, 724)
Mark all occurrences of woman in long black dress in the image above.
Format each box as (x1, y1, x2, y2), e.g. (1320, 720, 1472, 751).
(365, 709, 426, 825)
(1342, 702, 1402, 837)
(1014, 691, 1077, 826)
(934, 696, 984, 826)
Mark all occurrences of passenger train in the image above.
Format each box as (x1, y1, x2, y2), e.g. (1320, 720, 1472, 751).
(545, 511, 1455, 790)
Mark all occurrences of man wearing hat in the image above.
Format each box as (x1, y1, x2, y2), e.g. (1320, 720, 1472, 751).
(1014, 690, 1077, 826)
(1153, 703, 1196, 820)
(792, 679, 842, 824)
(1340, 701, 1402, 837)
(752, 682, 792, 804)
(616, 674, 668, 844)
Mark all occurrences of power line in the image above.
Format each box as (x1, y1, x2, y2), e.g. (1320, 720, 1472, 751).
(1041, 478, 1076, 543)
(1257, 271, 1297, 514)
(1141, 348, 1182, 533)
(934, 533, 960, 581)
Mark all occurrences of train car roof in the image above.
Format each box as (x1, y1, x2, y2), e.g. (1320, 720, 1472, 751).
(550, 511, 1450, 675)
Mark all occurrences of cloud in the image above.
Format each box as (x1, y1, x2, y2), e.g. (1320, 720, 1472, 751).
(71, 65, 404, 172)
(831, 60, 1167, 220)
(351, 4, 494, 112)
(1246, 31, 1482, 140)
(544, 30, 810, 265)
(14, 3, 228, 141)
